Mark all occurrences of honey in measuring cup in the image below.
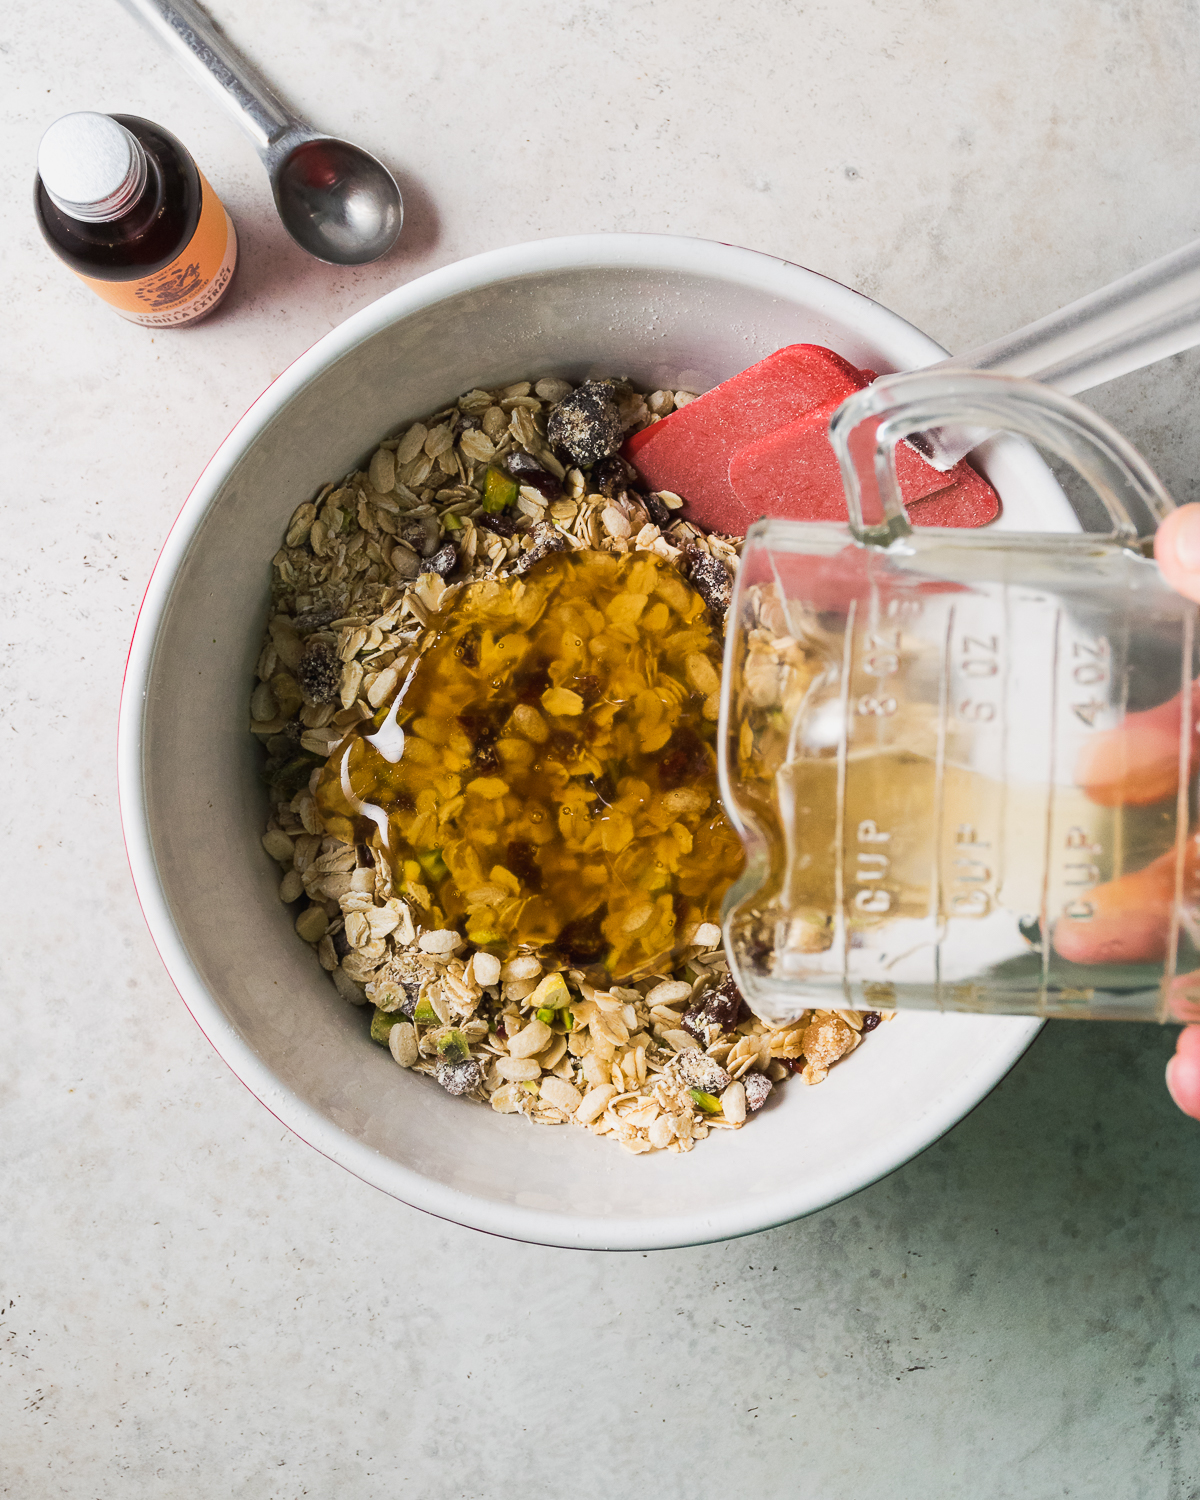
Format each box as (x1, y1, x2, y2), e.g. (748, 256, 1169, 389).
(720, 370, 1200, 1025)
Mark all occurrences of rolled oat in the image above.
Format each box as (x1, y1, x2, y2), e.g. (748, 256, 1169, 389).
(252, 372, 883, 1155)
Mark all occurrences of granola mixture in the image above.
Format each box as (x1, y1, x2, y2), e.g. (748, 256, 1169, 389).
(250, 375, 876, 1153)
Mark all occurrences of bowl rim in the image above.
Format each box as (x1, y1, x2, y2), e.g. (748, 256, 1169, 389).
(117, 232, 1041, 1250)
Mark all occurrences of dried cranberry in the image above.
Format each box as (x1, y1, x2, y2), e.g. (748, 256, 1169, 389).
(574, 673, 602, 706)
(400, 514, 441, 557)
(860, 1011, 881, 1033)
(581, 770, 616, 808)
(505, 450, 562, 500)
(293, 601, 337, 635)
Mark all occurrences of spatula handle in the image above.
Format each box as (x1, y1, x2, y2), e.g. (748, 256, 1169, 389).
(921, 238, 1200, 468)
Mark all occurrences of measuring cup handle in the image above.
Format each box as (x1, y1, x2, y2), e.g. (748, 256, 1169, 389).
(828, 368, 1176, 544)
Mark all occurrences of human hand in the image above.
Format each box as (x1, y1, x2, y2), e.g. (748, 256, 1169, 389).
(1042, 506, 1200, 1118)
(1155, 506, 1200, 1119)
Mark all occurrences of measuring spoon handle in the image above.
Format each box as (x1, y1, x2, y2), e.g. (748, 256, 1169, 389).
(114, 0, 303, 157)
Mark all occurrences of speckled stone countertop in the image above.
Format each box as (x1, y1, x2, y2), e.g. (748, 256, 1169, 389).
(4, 2, 1200, 1494)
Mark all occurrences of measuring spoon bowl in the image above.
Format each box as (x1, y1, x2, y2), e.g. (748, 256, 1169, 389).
(270, 134, 403, 266)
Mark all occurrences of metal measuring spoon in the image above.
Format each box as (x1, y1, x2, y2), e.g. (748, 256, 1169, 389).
(116, 0, 403, 265)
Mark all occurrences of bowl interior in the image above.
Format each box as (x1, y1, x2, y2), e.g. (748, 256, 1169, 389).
(128, 243, 1050, 1249)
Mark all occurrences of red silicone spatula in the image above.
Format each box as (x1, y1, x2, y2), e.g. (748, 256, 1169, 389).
(727, 396, 998, 526)
(623, 344, 868, 534)
(623, 342, 999, 533)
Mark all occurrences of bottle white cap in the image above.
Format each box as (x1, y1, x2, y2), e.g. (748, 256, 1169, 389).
(38, 112, 148, 223)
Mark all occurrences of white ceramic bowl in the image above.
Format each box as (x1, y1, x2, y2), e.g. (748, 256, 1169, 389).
(119, 234, 1070, 1250)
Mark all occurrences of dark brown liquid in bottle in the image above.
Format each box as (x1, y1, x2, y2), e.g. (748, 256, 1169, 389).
(34, 114, 201, 282)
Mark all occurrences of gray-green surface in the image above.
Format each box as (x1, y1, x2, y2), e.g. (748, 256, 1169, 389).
(7, 0, 1200, 1491)
(5, 1013, 1197, 1497)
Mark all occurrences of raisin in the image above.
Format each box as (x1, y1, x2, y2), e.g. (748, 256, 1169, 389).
(355, 842, 375, 868)
(269, 752, 322, 801)
(686, 546, 733, 619)
(658, 726, 712, 789)
(332, 927, 352, 961)
(293, 601, 337, 635)
(400, 514, 440, 557)
(505, 450, 562, 500)
(436, 1058, 483, 1096)
(425, 542, 458, 578)
(506, 839, 542, 892)
(590, 454, 628, 499)
(514, 521, 571, 575)
(555, 905, 608, 964)
(581, 770, 617, 809)
(860, 1011, 881, 1033)
(297, 640, 341, 704)
(547, 381, 624, 465)
(682, 975, 744, 1044)
(458, 710, 504, 773)
(513, 659, 552, 703)
(455, 630, 481, 668)
(476, 511, 518, 538)
(574, 673, 602, 707)
(643, 490, 672, 527)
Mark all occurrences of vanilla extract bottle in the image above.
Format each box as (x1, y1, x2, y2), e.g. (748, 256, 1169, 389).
(35, 111, 238, 327)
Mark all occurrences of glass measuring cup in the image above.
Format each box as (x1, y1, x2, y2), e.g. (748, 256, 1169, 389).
(719, 370, 1200, 1025)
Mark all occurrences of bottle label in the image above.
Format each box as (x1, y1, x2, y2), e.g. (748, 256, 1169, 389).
(74, 170, 238, 327)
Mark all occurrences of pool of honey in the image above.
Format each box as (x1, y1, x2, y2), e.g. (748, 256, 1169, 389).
(315, 549, 744, 977)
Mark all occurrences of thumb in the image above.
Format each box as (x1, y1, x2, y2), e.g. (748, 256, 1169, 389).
(1166, 1025, 1200, 1120)
(1154, 504, 1200, 604)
